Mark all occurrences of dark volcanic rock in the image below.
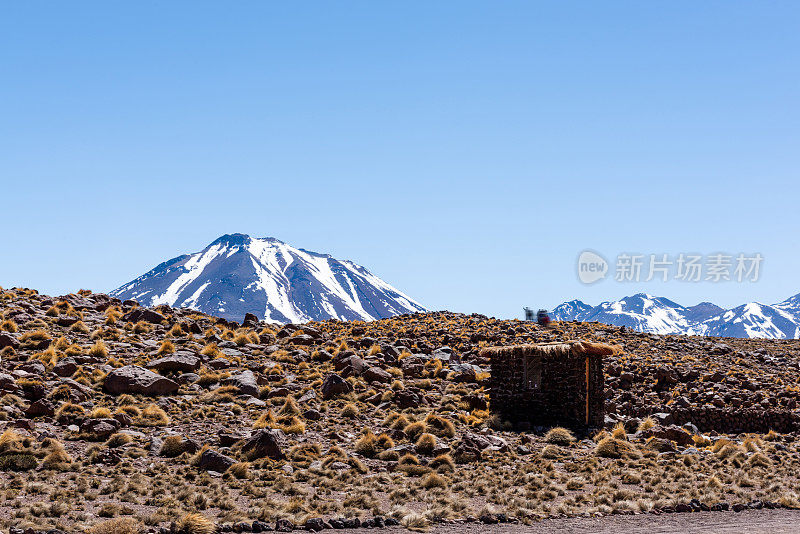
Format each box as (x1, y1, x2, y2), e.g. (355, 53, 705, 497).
(321, 373, 352, 399)
(242, 429, 287, 460)
(362, 366, 392, 384)
(147, 352, 201, 373)
(53, 358, 79, 377)
(123, 308, 166, 324)
(197, 448, 236, 472)
(0, 333, 19, 350)
(222, 370, 260, 397)
(104, 365, 179, 396)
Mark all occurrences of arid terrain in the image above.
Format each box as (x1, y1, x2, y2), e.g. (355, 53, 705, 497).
(2, 287, 800, 534)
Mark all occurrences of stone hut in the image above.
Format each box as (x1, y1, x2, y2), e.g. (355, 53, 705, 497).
(482, 341, 614, 430)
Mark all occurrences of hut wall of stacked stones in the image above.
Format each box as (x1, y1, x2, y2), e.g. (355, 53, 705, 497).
(483, 341, 613, 430)
(626, 406, 799, 434)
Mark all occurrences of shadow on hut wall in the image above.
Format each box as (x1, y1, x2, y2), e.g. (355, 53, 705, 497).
(481, 341, 615, 434)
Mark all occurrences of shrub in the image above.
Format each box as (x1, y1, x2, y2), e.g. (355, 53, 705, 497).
(200, 343, 221, 358)
(541, 444, 562, 458)
(0, 453, 38, 471)
(133, 320, 151, 334)
(0, 429, 23, 453)
(404, 421, 426, 441)
(341, 403, 359, 418)
(415, 433, 437, 455)
(400, 512, 428, 532)
(595, 437, 635, 459)
(389, 414, 410, 431)
(277, 416, 306, 434)
(89, 517, 143, 534)
(71, 321, 91, 334)
(117, 405, 141, 418)
(637, 417, 656, 433)
(233, 331, 254, 347)
(355, 430, 378, 457)
(429, 453, 455, 472)
(693, 434, 712, 447)
(160, 435, 189, 457)
(748, 452, 771, 467)
(424, 414, 455, 438)
(228, 461, 250, 479)
(139, 404, 169, 426)
(88, 340, 109, 358)
(106, 433, 133, 448)
(41, 448, 73, 470)
(253, 410, 276, 429)
(279, 396, 300, 416)
(19, 329, 51, 342)
(545, 427, 575, 446)
(90, 407, 113, 419)
(420, 472, 447, 489)
(376, 433, 395, 450)
(176, 512, 215, 534)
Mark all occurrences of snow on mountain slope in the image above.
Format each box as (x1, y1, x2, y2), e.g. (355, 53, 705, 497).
(553, 293, 800, 339)
(551, 299, 593, 322)
(579, 293, 703, 335)
(110, 234, 426, 323)
(702, 302, 800, 339)
(774, 293, 800, 317)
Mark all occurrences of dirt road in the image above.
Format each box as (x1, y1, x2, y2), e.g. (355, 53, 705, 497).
(347, 509, 800, 534)
(425, 510, 800, 533)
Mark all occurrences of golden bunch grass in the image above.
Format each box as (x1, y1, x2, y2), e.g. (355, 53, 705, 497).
(176, 512, 215, 534)
(89, 517, 143, 534)
(138, 403, 170, 426)
(545, 427, 575, 446)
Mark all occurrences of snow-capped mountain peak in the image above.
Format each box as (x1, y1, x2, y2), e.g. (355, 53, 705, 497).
(110, 234, 426, 323)
(552, 292, 800, 339)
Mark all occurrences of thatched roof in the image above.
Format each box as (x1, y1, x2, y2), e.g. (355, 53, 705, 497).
(479, 340, 616, 359)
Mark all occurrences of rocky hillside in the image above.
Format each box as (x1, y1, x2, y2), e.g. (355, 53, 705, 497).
(553, 292, 800, 339)
(111, 234, 426, 323)
(3, 287, 800, 533)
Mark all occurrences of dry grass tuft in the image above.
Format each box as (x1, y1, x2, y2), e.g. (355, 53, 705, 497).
(88, 340, 109, 358)
(138, 403, 170, 426)
(545, 427, 575, 446)
(89, 517, 143, 534)
(176, 512, 215, 534)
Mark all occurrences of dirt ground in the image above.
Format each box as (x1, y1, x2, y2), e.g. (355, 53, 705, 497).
(344, 509, 800, 534)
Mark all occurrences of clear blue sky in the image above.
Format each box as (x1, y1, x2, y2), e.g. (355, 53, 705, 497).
(2, 2, 799, 319)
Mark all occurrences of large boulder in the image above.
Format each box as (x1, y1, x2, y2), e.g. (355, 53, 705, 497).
(321, 373, 352, 400)
(80, 418, 121, 441)
(362, 366, 392, 384)
(104, 365, 179, 396)
(242, 312, 260, 328)
(53, 358, 79, 377)
(222, 370, 260, 397)
(122, 308, 166, 324)
(147, 352, 201, 373)
(400, 356, 425, 378)
(241, 429, 287, 460)
(197, 448, 236, 472)
(394, 388, 425, 409)
(644, 424, 694, 447)
(0, 372, 16, 392)
(0, 333, 19, 350)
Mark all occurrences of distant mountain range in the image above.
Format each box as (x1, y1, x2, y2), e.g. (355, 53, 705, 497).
(111, 234, 426, 323)
(552, 293, 800, 339)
